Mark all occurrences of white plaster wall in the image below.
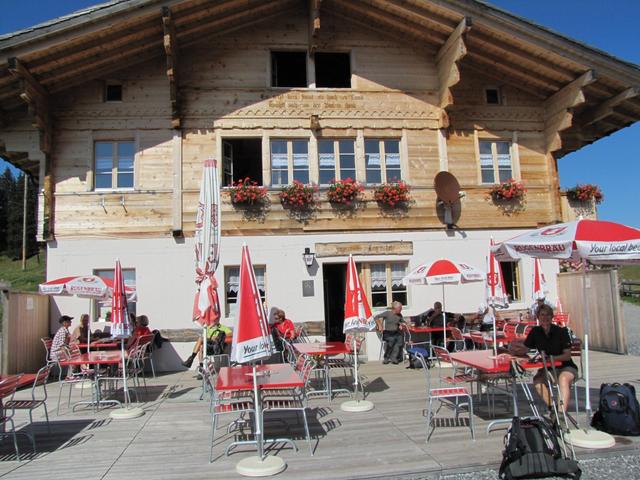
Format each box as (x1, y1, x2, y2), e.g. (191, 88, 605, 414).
(46, 228, 559, 365)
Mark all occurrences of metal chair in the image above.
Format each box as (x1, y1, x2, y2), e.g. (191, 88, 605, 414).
(448, 327, 466, 352)
(5, 364, 53, 449)
(413, 350, 474, 442)
(40, 338, 53, 363)
(261, 358, 316, 455)
(0, 375, 31, 460)
(56, 347, 95, 414)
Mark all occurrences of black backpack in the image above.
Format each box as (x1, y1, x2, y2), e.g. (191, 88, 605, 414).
(592, 383, 640, 436)
(499, 417, 581, 480)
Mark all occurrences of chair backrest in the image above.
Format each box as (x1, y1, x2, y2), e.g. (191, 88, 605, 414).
(470, 331, 486, 349)
(450, 327, 464, 341)
(411, 350, 433, 392)
(515, 322, 529, 335)
(33, 364, 53, 400)
(503, 322, 518, 337)
(294, 325, 310, 343)
(294, 353, 308, 372)
(41, 337, 52, 361)
(68, 343, 82, 358)
(522, 325, 533, 337)
(0, 375, 23, 418)
(300, 358, 316, 389)
(282, 339, 298, 366)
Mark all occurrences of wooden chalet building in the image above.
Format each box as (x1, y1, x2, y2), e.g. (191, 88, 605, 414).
(1, 0, 638, 366)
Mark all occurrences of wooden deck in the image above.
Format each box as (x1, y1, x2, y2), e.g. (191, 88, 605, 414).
(0, 350, 638, 479)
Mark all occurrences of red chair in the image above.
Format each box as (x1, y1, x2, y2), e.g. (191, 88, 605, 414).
(448, 327, 466, 352)
(413, 348, 475, 442)
(553, 313, 570, 327)
(0, 374, 28, 460)
(5, 364, 53, 452)
(503, 322, 518, 339)
(470, 331, 487, 350)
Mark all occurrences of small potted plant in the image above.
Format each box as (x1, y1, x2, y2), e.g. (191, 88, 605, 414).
(326, 178, 364, 206)
(566, 184, 603, 204)
(374, 180, 411, 208)
(228, 177, 268, 206)
(279, 181, 317, 210)
(489, 179, 526, 202)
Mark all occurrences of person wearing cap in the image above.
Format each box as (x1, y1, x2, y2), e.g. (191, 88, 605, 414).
(51, 315, 73, 361)
(530, 292, 553, 319)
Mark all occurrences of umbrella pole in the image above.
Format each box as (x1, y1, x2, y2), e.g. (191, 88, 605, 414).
(340, 333, 374, 412)
(253, 364, 264, 461)
(442, 284, 446, 349)
(353, 335, 359, 400)
(121, 338, 129, 407)
(491, 305, 498, 356)
(582, 262, 592, 426)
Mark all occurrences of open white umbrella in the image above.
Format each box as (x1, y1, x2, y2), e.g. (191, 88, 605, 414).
(403, 259, 485, 346)
(487, 237, 509, 355)
(193, 158, 222, 361)
(230, 245, 283, 476)
(493, 218, 640, 448)
(109, 259, 143, 419)
(340, 254, 375, 412)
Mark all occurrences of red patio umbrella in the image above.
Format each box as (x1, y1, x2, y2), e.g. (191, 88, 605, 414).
(403, 259, 485, 345)
(493, 219, 640, 448)
(532, 258, 548, 303)
(341, 254, 374, 412)
(193, 158, 222, 363)
(109, 259, 143, 419)
(230, 245, 282, 475)
(39, 274, 136, 301)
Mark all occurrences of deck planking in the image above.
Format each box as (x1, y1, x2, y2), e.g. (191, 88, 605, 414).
(0, 350, 638, 479)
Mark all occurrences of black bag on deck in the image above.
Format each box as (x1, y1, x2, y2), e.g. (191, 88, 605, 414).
(499, 417, 581, 480)
(591, 383, 640, 436)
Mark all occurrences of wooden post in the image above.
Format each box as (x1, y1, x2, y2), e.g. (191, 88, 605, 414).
(21, 175, 28, 271)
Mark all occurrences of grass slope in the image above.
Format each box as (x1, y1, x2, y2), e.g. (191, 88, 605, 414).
(0, 252, 46, 292)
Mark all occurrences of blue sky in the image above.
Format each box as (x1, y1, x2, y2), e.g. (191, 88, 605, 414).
(1, 0, 638, 225)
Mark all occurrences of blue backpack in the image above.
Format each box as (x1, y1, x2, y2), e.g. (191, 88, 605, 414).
(592, 383, 640, 436)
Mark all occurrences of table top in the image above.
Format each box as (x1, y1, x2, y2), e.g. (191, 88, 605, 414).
(409, 326, 452, 334)
(294, 341, 351, 356)
(0, 374, 36, 393)
(59, 351, 123, 366)
(449, 350, 560, 374)
(216, 364, 303, 391)
(77, 340, 120, 349)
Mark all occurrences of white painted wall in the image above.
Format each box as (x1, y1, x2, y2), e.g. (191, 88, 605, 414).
(46, 228, 559, 366)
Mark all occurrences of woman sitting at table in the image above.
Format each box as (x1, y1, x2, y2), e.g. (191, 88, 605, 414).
(126, 315, 152, 350)
(271, 309, 297, 352)
(71, 314, 97, 347)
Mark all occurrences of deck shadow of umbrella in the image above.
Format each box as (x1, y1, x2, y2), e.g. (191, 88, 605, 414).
(0, 419, 94, 461)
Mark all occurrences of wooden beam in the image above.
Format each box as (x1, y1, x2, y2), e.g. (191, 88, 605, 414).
(7, 57, 52, 155)
(308, 0, 322, 56)
(462, 60, 548, 99)
(162, 6, 181, 129)
(543, 70, 596, 153)
(580, 87, 639, 126)
(436, 17, 471, 110)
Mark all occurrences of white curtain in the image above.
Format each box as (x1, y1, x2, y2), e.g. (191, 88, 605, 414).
(391, 264, 406, 288)
(227, 267, 265, 294)
(370, 264, 386, 289)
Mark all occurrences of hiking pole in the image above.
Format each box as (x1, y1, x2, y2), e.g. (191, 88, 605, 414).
(512, 360, 541, 418)
(540, 352, 574, 459)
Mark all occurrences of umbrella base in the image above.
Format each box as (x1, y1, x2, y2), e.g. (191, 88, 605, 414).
(565, 428, 615, 449)
(109, 406, 145, 420)
(340, 399, 374, 412)
(236, 455, 286, 477)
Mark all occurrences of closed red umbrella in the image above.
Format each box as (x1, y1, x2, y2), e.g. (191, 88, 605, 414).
(532, 258, 548, 302)
(341, 255, 374, 412)
(230, 245, 283, 475)
(487, 238, 508, 355)
(109, 259, 143, 419)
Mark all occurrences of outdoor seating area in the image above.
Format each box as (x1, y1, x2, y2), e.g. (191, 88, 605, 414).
(0, 349, 636, 479)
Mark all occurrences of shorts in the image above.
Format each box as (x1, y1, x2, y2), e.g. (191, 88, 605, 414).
(533, 365, 578, 383)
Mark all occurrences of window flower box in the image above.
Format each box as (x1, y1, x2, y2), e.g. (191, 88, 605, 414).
(566, 184, 603, 204)
(279, 181, 317, 209)
(373, 181, 411, 208)
(326, 178, 363, 206)
(229, 178, 268, 206)
(489, 179, 526, 202)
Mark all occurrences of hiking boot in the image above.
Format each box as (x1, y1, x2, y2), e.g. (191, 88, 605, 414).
(181, 354, 195, 368)
(382, 359, 390, 365)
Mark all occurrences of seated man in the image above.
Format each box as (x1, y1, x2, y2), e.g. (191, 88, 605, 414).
(510, 304, 577, 414)
(51, 315, 73, 361)
(472, 303, 496, 332)
(181, 318, 232, 371)
(375, 301, 406, 365)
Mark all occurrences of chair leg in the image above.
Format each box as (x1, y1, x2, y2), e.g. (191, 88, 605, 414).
(209, 414, 219, 463)
(57, 384, 63, 415)
(426, 397, 434, 442)
(467, 395, 475, 440)
(43, 404, 51, 434)
(9, 419, 20, 462)
(150, 357, 156, 378)
(301, 408, 313, 456)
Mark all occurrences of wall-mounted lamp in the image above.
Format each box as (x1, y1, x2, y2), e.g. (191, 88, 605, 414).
(302, 247, 315, 267)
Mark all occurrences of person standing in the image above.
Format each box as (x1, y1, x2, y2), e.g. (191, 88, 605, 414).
(375, 301, 406, 365)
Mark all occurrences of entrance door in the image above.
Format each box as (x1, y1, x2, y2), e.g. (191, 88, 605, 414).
(323, 263, 347, 341)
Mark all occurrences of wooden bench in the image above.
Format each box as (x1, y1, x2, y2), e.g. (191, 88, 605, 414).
(621, 281, 640, 297)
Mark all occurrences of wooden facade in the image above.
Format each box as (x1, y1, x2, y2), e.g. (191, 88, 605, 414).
(0, 0, 638, 242)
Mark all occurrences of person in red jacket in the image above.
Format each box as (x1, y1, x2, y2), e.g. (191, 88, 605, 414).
(271, 309, 297, 352)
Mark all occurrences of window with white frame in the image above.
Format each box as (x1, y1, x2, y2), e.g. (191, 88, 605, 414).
(364, 139, 402, 184)
(317, 139, 356, 185)
(367, 262, 408, 308)
(94, 141, 134, 190)
(225, 265, 266, 317)
(93, 268, 136, 320)
(270, 139, 309, 186)
(479, 139, 513, 184)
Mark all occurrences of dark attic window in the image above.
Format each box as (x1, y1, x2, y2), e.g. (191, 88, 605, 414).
(271, 51, 307, 88)
(315, 52, 351, 88)
(104, 82, 123, 102)
(485, 87, 501, 105)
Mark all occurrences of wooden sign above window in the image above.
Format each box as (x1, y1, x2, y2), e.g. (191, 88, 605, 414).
(315, 241, 413, 258)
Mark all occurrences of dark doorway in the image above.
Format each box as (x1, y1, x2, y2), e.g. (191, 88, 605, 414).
(323, 263, 347, 341)
(221, 139, 263, 186)
(315, 52, 351, 88)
